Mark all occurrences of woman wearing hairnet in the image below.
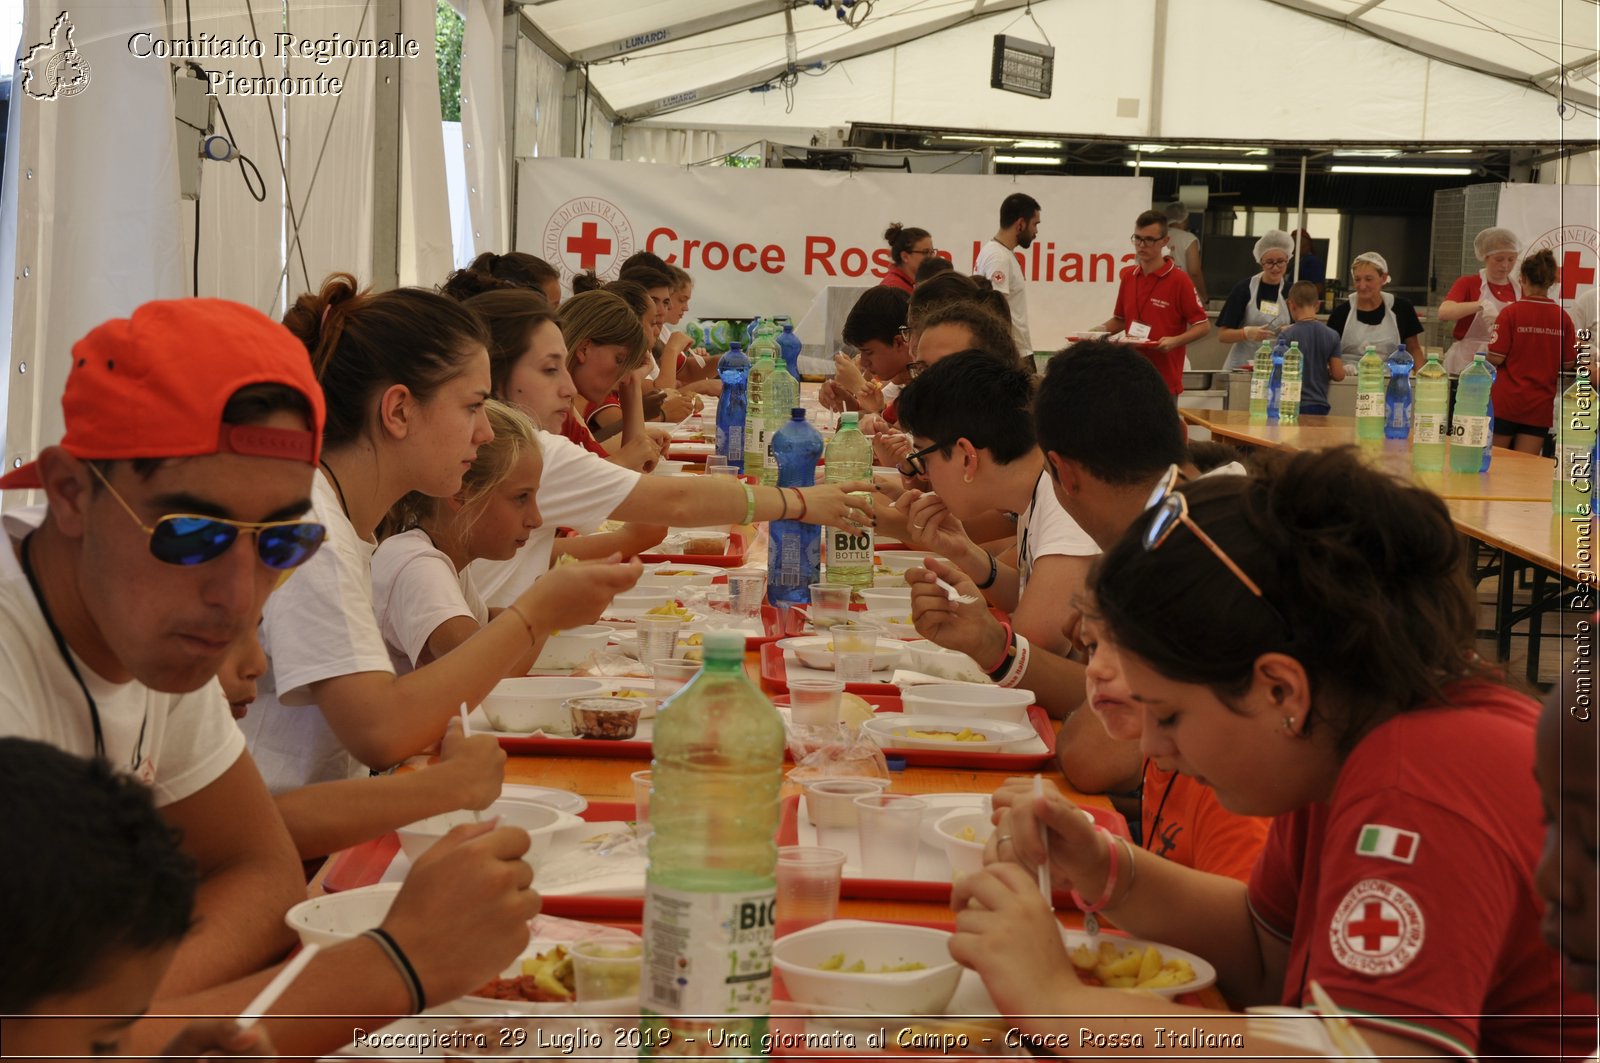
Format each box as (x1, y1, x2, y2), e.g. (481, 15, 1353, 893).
(1438, 227, 1522, 374)
(1215, 230, 1296, 371)
(1326, 251, 1425, 365)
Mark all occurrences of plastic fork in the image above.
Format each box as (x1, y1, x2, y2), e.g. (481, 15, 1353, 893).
(934, 575, 980, 605)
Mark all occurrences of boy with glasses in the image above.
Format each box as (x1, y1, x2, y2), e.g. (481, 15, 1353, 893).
(1089, 210, 1211, 394)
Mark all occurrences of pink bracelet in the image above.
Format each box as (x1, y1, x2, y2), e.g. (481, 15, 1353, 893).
(1069, 825, 1119, 913)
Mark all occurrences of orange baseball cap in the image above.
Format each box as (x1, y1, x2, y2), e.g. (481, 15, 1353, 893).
(0, 298, 325, 489)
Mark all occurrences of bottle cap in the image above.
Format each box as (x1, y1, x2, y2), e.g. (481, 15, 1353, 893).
(840, 411, 858, 427)
(792, 408, 807, 420)
(885, 755, 907, 772)
(701, 630, 745, 660)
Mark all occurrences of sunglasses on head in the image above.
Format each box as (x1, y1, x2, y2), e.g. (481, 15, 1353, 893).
(1142, 465, 1276, 602)
(88, 463, 327, 570)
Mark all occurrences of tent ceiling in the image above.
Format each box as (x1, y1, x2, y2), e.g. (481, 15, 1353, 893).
(516, 0, 1600, 130)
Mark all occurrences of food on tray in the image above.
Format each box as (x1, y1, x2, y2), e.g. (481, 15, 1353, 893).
(611, 689, 650, 699)
(473, 946, 575, 1001)
(684, 536, 728, 555)
(817, 953, 927, 974)
(645, 603, 695, 620)
(897, 727, 988, 742)
(838, 692, 876, 733)
(1068, 941, 1195, 991)
(567, 696, 644, 740)
(655, 569, 702, 577)
(954, 825, 978, 842)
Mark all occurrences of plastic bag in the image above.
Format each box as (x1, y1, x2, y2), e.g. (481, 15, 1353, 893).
(786, 722, 889, 784)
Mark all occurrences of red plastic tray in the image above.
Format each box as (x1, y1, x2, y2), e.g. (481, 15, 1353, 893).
(774, 693, 1058, 770)
(759, 641, 900, 697)
(640, 530, 749, 568)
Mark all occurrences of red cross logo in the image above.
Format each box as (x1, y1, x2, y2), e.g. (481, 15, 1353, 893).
(566, 221, 612, 271)
(1345, 900, 1401, 952)
(1559, 250, 1596, 300)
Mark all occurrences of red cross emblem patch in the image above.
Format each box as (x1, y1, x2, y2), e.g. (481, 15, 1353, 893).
(1329, 878, 1425, 975)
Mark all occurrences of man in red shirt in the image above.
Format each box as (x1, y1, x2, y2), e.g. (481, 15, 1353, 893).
(1092, 210, 1210, 395)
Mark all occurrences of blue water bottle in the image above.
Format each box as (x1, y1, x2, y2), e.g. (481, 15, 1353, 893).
(767, 409, 823, 606)
(777, 323, 802, 382)
(1482, 362, 1497, 473)
(715, 342, 751, 472)
(1384, 362, 1412, 440)
(1266, 353, 1285, 423)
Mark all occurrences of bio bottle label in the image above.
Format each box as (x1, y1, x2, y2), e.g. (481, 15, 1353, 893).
(642, 885, 775, 1015)
(1455, 415, 1491, 448)
(1250, 378, 1266, 401)
(1355, 391, 1383, 418)
(1282, 380, 1302, 404)
(1414, 414, 1443, 445)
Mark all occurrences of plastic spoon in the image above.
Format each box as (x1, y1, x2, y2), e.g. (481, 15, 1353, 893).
(237, 943, 321, 1029)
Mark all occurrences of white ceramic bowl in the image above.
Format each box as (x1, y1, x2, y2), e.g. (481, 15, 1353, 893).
(934, 809, 994, 879)
(860, 714, 1036, 752)
(901, 684, 1034, 724)
(772, 920, 963, 1015)
(1057, 929, 1217, 999)
(859, 611, 919, 640)
(902, 641, 992, 685)
(779, 636, 904, 673)
(481, 676, 609, 733)
(285, 883, 402, 948)
(875, 552, 935, 575)
(607, 587, 679, 616)
(533, 625, 613, 670)
(396, 797, 581, 870)
(858, 587, 914, 613)
(651, 459, 690, 476)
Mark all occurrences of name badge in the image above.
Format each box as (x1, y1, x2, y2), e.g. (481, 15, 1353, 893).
(1127, 321, 1153, 341)
(1258, 300, 1279, 317)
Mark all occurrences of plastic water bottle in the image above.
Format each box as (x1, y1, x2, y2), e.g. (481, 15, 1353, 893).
(640, 629, 785, 1052)
(1553, 372, 1597, 515)
(715, 342, 750, 472)
(1355, 344, 1385, 441)
(777, 324, 802, 383)
(823, 412, 874, 590)
(1384, 362, 1412, 440)
(1266, 353, 1285, 423)
(1280, 341, 1303, 424)
(1412, 352, 1449, 472)
(1248, 342, 1272, 423)
(1450, 353, 1494, 474)
(764, 369, 799, 487)
(767, 409, 823, 605)
(1482, 363, 1496, 473)
(742, 344, 774, 484)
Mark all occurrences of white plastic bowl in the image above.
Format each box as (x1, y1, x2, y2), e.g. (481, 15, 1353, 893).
(860, 714, 1036, 752)
(875, 552, 935, 575)
(772, 920, 963, 1015)
(934, 809, 994, 879)
(285, 883, 402, 948)
(607, 587, 678, 616)
(637, 563, 722, 589)
(780, 636, 904, 673)
(396, 796, 581, 870)
(651, 459, 690, 476)
(859, 611, 919, 640)
(481, 676, 608, 733)
(858, 587, 914, 613)
(532, 625, 613, 670)
(901, 684, 1034, 724)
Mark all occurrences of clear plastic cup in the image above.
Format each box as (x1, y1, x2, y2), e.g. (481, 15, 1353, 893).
(651, 658, 700, 710)
(832, 623, 880, 684)
(775, 846, 846, 937)
(707, 463, 738, 479)
(570, 939, 643, 1002)
(630, 768, 653, 827)
(809, 582, 852, 628)
(634, 615, 683, 665)
(788, 678, 845, 729)
(854, 793, 927, 878)
(727, 571, 767, 623)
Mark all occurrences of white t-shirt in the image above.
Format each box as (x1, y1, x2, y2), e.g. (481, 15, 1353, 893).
(0, 569, 245, 806)
(469, 432, 641, 608)
(1165, 227, 1198, 270)
(1572, 288, 1599, 338)
(1016, 472, 1097, 599)
(237, 470, 395, 792)
(975, 238, 1032, 355)
(371, 528, 488, 676)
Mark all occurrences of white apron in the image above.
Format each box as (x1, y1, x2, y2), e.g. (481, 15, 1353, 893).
(1224, 273, 1295, 370)
(1338, 291, 1402, 362)
(1443, 270, 1519, 375)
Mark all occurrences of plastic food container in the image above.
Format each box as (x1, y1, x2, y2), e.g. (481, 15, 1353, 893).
(566, 696, 644, 740)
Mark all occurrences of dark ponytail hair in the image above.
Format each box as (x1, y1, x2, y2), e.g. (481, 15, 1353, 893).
(468, 251, 560, 292)
(884, 223, 930, 271)
(1091, 447, 1495, 755)
(1520, 248, 1557, 289)
(571, 270, 603, 295)
(463, 288, 561, 397)
(438, 268, 518, 302)
(284, 273, 489, 449)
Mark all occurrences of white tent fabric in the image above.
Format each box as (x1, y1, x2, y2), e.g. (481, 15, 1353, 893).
(513, 35, 565, 159)
(516, 0, 1598, 141)
(459, 0, 509, 256)
(398, 0, 454, 289)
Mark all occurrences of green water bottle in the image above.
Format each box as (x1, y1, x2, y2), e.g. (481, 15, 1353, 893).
(1355, 345, 1385, 441)
(743, 343, 775, 483)
(1554, 372, 1597, 515)
(640, 630, 786, 1054)
(823, 412, 874, 590)
(1412, 352, 1449, 472)
(1280, 342, 1303, 424)
(1248, 342, 1272, 423)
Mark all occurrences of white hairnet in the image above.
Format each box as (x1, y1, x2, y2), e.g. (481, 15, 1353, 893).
(1253, 230, 1295, 262)
(1164, 202, 1188, 223)
(1352, 251, 1389, 275)
(1473, 227, 1521, 260)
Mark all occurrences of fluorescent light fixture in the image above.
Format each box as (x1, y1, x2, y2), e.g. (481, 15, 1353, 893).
(938, 135, 1015, 144)
(1132, 144, 1265, 155)
(996, 155, 1064, 165)
(1329, 164, 1474, 175)
(1332, 149, 1400, 157)
(1012, 139, 1063, 149)
(1131, 143, 1167, 153)
(1424, 148, 1475, 154)
(1125, 159, 1268, 171)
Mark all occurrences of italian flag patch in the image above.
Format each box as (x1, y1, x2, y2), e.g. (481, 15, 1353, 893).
(1356, 824, 1420, 864)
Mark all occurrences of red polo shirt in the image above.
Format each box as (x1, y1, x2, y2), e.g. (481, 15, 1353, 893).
(1112, 260, 1208, 394)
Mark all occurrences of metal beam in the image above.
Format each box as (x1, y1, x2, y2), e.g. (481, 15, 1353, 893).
(1531, 50, 1600, 85)
(1259, 0, 1600, 114)
(568, 1, 792, 63)
(370, 0, 401, 291)
(615, 0, 1035, 122)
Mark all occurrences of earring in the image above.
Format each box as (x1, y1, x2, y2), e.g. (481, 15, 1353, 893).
(1281, 715, 1297, 735)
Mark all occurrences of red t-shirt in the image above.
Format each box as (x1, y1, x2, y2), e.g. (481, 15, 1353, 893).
(879, 267, 915, 294)
(1141, 761, 1269, 883)
(1112, 261, 1207, 395)
(559, 409, 610, 458)
(1444, 274, 1518, 341)
(1488, 296, 1576, 427)
(1247, 684, 1592, 1059)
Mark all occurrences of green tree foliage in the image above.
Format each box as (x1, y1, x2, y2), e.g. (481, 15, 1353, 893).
(436, 0, 463, 121)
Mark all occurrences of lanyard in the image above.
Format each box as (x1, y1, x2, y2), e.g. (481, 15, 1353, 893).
(1142, 758, 1180, 854)
(1129, 264, 1174, 324)
(19, 533, 147, 769)
(1018, 471, 1047, 578)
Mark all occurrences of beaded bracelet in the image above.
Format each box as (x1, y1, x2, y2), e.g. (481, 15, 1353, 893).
(1068, 825, 1119, 936)
(363, 927, 427, 1013)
